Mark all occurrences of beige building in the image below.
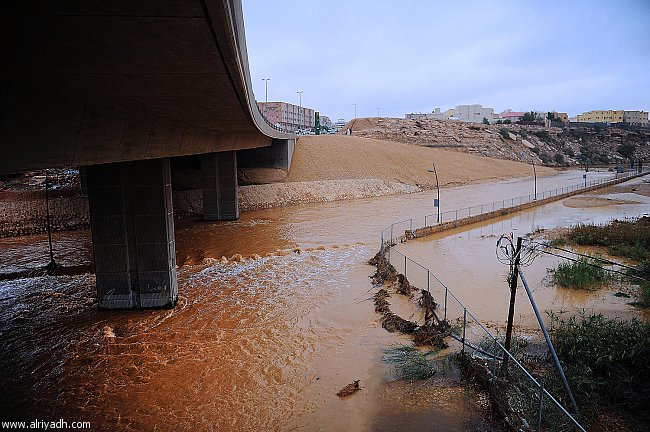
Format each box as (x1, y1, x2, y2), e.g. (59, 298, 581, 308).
(257, 101, 315, 131)
(576, 110, 624, 124)
(623, 110, 649, 126)
(552, 112, 569, 123)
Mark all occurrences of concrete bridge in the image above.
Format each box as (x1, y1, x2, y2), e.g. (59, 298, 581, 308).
(1, 0, 295, 308)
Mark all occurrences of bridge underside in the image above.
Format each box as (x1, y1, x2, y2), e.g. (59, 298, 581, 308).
(1, 1, 294, 308)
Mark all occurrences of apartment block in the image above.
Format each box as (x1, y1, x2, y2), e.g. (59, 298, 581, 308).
(257, 101, 315, 131)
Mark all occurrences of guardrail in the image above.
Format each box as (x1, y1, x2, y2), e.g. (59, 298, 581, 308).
(375, 168, 650, 431)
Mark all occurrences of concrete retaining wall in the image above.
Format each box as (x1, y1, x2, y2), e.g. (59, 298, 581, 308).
(405, 172, 649, 240)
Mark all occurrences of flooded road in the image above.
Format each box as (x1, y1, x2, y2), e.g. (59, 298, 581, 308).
(0, 170, 647, 431)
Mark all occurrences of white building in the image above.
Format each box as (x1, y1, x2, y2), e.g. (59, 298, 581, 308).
(454, 104, 496, 123)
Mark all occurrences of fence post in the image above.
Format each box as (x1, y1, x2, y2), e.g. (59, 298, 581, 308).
(390, 225, 393, 244)
(404, 255, 407, 276)
(537, 382, 544, 432)
(461, 308, 467, 354)
(410, 219, 413, 232)
(427, 271, 430, 293)
(492, 339, 498, 377)
(455, 210, 458, 221)
(468, 207, 471, 217)
(444, 287, 448, 320)
(481, 204, 483, 214)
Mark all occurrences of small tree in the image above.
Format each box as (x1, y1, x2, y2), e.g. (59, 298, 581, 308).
(482, 117, 490, 125)
(617, 143, 636, 160)
(503, 119, 512, 124)
(522, 111, 540, 122)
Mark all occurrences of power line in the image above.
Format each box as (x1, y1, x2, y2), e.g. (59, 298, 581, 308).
(528, 240, 643, 273)
(538, 249, 648, 283)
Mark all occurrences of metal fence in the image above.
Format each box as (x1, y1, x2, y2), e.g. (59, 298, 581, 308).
(372, 169, 650, 430)
(422, 168, 644, 228)
(381, 244, 587, 431)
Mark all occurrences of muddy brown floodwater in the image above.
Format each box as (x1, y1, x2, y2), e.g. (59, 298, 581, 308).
(0, 170, 648, 431)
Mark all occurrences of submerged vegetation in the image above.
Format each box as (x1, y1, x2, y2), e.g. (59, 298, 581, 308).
(550, 217, 650, 304)
(550, 258, 610, 290)
(382, 346, 437, 380)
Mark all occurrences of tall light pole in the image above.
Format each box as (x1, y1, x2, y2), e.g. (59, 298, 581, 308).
(376, 107, 380, 117)
(297, 90, 303, 131)
(427, 162, 441, 223)
(353, 103, 357, 119)
(262, 78, 270, 102)
(532, 158, 537, 200)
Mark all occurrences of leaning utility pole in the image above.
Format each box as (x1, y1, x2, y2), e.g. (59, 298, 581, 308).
(502, 236, 522, 372)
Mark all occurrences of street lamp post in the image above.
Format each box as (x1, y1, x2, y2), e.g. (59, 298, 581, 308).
(376, 107, 380, 117)
(353, 103, 357, 119)
(427, 162, 441, 223)
(532, 158, 537, 200)
(262, 78, 270, 102)
(297, 90, 303, 132)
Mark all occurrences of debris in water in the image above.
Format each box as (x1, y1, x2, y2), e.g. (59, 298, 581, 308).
(397, 274, 415, 296)
(102, 325, 116, 339)
(337, 380, 361, 398)
(368, 250, 397, 285)
(381, 312, 417, 334)
(373, 289, 390, 314)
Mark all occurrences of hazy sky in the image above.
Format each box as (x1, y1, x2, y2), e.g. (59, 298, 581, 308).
(242, 0, 650, 121)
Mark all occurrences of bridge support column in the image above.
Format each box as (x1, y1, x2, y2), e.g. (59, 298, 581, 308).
(86, 158, 177, 309)
(201, 151, 239, 221)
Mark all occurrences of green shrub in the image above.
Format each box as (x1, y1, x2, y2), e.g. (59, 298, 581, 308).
(547, 314, 650, 421)
(551, 259, 610, 290)
(499, 127, 510, 140)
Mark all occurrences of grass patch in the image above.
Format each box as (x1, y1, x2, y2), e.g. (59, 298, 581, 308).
(547, 313, 650, 423)
(562, 217, 650, 304)
(567, 217, 650, 262)
(383, 346, 437, 380)
(551, 259, 610, 290)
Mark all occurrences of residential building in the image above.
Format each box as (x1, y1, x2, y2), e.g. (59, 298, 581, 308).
(405, 113, 432, 120)
(551, 112, 569, 123)
(257, 101, 315, 131)
(320, 115, 333, 130)
(622, 110, 649, 126)
(576, 110, 624, 124)
(499, 110, 525, 123)
(454, 104, 496, 123)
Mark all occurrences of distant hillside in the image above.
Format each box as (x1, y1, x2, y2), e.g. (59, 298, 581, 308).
(341, 117, 650, 167)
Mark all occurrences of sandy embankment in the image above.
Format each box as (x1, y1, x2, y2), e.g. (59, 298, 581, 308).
(240, 135, 555, 211)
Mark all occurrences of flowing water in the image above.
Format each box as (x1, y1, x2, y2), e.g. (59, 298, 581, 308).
(0, 170, 647, 431)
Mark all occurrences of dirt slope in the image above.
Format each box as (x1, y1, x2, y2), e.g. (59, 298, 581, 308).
(284, 135, 554, 189)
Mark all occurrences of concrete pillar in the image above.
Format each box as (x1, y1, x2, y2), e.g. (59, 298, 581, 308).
(201, 151, 239, 221)
(86, 158, 177, 309)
